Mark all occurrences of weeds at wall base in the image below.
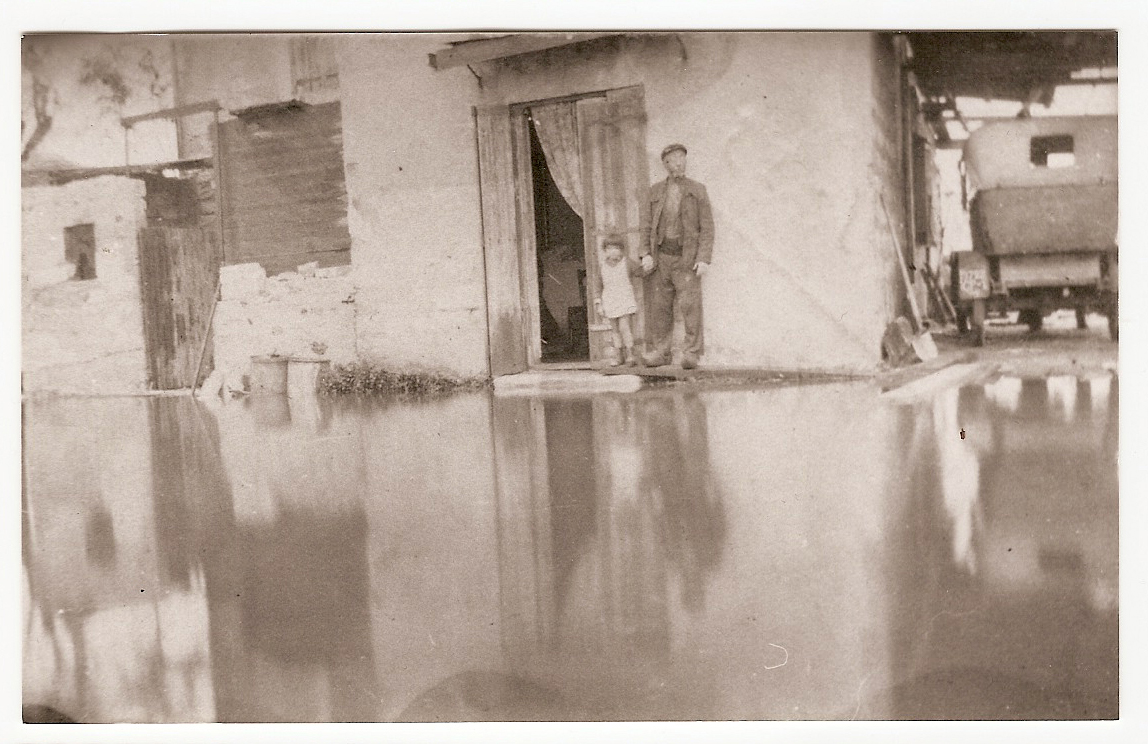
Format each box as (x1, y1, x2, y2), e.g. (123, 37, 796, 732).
(317, 362, 490, 397)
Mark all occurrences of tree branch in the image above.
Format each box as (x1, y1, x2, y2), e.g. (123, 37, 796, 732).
(21, 79, 53, 163)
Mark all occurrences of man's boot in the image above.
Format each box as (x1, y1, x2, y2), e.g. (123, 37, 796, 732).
(642, 351, 669, 367)
(681, 353, 699, 370)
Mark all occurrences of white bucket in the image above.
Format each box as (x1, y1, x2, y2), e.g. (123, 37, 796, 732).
(287, 358, 331, 398)
(250, 355, 289, 394)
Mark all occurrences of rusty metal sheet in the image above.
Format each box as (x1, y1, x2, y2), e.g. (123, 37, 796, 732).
(219, 101, 352, 272)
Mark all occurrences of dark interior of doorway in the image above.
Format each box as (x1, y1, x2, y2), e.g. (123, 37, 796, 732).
(528, 114, 588, 363)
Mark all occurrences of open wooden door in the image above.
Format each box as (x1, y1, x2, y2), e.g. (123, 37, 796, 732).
(476, 88, 649, 373)
(476, 105, 528, 377)
(138, 225, 221, 389)
(577, 87, 651, 363)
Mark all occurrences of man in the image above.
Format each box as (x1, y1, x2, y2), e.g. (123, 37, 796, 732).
(639, 143, 715, 369)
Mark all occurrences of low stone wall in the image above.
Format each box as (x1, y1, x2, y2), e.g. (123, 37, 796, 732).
(22, 176, 150, 395)
(212, 262, 358, 390)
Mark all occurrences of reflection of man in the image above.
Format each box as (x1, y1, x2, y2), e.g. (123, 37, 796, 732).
(639, 144, 715, 369)
(641, 393, 727, 613)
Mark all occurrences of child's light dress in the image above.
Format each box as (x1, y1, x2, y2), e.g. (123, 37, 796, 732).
(599, 258, 638, 319)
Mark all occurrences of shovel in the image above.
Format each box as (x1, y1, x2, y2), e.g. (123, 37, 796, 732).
(880, 194, 937, 362)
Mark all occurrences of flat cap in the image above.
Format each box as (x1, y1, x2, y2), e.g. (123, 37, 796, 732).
(660, 143, 687, 159)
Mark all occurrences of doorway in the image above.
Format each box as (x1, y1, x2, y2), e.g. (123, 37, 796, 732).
(527, 114, 589, 363)
(475, 86, 651, 376)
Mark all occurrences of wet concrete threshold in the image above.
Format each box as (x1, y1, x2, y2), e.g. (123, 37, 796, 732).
(22, 373, 1117, 722)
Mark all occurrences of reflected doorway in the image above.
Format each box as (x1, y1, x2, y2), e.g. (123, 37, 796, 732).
(527, 114, 589, 363)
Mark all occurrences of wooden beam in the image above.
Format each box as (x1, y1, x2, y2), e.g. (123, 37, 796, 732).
(122, 100, 222, 128)
(23, 158, 214, 186)
(429, 33, 618, 70)
(935, 139, 968, 151)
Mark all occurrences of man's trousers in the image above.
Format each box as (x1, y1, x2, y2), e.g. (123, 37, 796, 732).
(645, 253, 703, 359)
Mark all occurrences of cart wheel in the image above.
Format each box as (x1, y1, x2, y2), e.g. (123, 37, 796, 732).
(1075, 307, 1088, 330)
(1108, 295, 1118, 342)
(1018, 308, 1043, 332)
(972, 299, 987, 347)
(956, 308, 969, 334)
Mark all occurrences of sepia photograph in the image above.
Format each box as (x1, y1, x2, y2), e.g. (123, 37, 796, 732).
(12, 3, 1140, 741)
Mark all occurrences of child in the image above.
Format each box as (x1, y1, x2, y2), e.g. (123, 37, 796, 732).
(593, 235, 643, 367)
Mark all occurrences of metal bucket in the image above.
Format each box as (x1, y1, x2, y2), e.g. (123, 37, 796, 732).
(250, 355, 289, 394)
(287, 358, 331, 398)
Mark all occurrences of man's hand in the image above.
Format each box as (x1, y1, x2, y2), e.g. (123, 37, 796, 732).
(693, 262, 709, 277)
(641, 254, 655, 274)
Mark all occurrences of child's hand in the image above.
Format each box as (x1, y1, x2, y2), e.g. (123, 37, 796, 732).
(593, 298, 603, 312)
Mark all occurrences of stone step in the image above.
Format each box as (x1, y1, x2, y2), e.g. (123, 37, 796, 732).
(493, 370, 642, 396)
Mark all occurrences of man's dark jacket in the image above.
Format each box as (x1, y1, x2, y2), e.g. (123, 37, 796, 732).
(639, 176, 715, 269)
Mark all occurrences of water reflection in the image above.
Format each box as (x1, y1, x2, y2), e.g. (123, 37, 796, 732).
(23, 397, 217, 722)
(877, 374, 1117, 719)
(23, 373, 1118, 722)
(492, 393, 727, 719)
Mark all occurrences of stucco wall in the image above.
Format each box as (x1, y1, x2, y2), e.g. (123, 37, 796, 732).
(336, 35, 491, 377)
(868, 34, 908, 336)
(174, 34, 490, 379)
(212, 264, 358, 388)
(338, 33, 901, 375)
(483, 33, 897, 372)
(22, 34, 177, 169)
(26, 34, 908, 386)
(170, 35, 296, 160)
(22, 177, 150, 394)
(172, 35, 294, 114)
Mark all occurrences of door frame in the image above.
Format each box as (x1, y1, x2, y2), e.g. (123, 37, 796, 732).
(506, 85, 649, 369)
(509, 93, 605, 369)
(508, 102, 545, 367)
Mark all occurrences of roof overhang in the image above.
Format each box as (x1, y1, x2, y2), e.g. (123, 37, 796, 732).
(428, 32, 622, 70)
(904, 31, 1116, 146)
(905, 31, 1117, 103)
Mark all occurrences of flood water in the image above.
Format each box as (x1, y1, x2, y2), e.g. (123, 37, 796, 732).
(22, 374, 1118, 722)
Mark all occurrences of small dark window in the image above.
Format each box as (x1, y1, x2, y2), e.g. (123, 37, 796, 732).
(1030, 135, 1075, 168)
(64, 223, 97, 280)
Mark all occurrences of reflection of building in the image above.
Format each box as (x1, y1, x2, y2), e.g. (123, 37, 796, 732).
(23, 375, 1118, 722)
(488, 383, 916, 720)
(491, 392, 727, 719)
(23, 396, 384, 723)
(23, 397, 219, 722)
(879, 374, 1118, 720)
(208, 396, 380, 722)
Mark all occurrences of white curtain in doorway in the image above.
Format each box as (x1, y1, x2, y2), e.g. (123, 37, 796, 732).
(530, 102, 584, 218)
